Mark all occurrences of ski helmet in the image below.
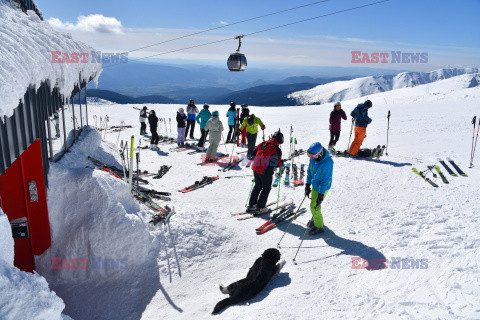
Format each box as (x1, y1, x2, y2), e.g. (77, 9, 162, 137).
(272, 130, 284, 144)
(334, 102, 341, 107)
(143, 106, 147, 110)
(364, 100, 372, 108)
(212, 110, 219, 116)
(203, 104, 210, 109)
(307, 142, 326, 160)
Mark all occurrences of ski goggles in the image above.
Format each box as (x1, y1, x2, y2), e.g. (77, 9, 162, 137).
(307, 147, 326, 160)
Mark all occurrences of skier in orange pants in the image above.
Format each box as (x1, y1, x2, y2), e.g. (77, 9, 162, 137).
(348, 100, 372, 156)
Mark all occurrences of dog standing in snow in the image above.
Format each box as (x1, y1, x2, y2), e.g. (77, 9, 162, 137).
(212, 248, 286, 314)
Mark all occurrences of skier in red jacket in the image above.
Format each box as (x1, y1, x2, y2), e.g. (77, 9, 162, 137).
(248, 130, 284, 214)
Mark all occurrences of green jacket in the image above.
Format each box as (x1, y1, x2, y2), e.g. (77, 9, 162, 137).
(196, 109, 212, 129)
(239, 115, 265, 134)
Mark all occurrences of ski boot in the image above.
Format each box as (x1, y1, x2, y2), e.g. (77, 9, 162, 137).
(308, 226, 325, 235)
(307, 218, 314, 228)
(246, 205, 256, 213)
(254, 207, 271, 216)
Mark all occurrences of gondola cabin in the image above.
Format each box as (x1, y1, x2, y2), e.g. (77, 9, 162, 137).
(227, 53, 247, 72)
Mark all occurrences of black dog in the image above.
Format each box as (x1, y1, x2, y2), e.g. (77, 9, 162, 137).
(212, 248, 286, 314)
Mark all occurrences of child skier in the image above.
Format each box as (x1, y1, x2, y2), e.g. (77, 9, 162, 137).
(205, 111, 224, 162)
(304, 142, 333, 235)
(176, 108, 187, 147)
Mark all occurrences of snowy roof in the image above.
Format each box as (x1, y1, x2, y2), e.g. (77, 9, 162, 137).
(0, 0, 102, 117)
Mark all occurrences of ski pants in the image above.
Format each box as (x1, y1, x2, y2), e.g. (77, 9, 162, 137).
(206, 137, 221, 159)
(150, 128, 160, 145)
(348, 126, 366, 156)
(249, 171, 273, 209)
(246, 132, 258, 158)
(140, 122, 147, 134)
(310, 190, 328, 228)
(198, 129, 209, 148)
(328, 131, 340, 147)
(185, 119, 196, 139)
(241, 126, 247, 144)
(226, 125, 235, 142)
(177, 127, 186, 144)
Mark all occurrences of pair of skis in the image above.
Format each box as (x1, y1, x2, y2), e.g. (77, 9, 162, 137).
(256, 205, 307, 234)
(233, 198, 291, 221)
(284, 163, 291, 185)
(153, 165, 172, 179)
(179, 176, 219, 193)
(219, 159, 241, 172)
(412, 159, 467, 187)
(438, 158, 467, 177)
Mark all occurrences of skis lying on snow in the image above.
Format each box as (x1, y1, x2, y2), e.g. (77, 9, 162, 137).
(153, 165, 172, 179)
(87, 156, 148, 184)
(134, 185, 172, 201)
(133, 188, 171, 213)
(237, 200, 293, 221)
(219, 159, 241, 172)
(150, 206, 175, 226)
(231, 196, 286, 216)
(197, 154, 228, 166)
(179, 176, 219, 193)
(438, 159, 457, 177)
(412, 168, 438, 187)
(256, 205, 307, 234)
(430, 165, 449, 184)
(447, 158, 468, 177)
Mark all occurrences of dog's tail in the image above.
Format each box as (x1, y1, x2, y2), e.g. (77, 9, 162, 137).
(212, 298, 234, 315)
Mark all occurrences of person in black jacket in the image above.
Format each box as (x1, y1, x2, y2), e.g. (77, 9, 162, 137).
(176, 108, 187, 147)
(148, 110, 159, 150)
(212, 248, 285, 315)
(328, 102, 347, 148)
(239, 104, 249, 146)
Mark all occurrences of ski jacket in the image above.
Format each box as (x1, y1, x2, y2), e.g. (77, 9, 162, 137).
(240, 115, 265, 134)
(176, 112, 187, 128)
(306, 149, 333, 194)
(329, 108, 347, 132)
(251, 139, 283, 176)
(186, 104, 199, 121)
(196, 109, 212, 129)
(351, 103, 372, 128)
(227, 109, 237, 126)
(139, 109, 147, 123)
(240, 108, 250, 124)
(148, 113, 158, 130)
(205, 116, 224, 143)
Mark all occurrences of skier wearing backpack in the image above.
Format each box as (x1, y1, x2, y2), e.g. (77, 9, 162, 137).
(205, 111, 224, 162)
(328, 102, 347, 149)
(239, 104, 250, 146)
(348, 100, 372, 156)
(176, 108, 187, 147)
(304, 142, 333, 235)
(239, 114, 266, 160)
(196, 104, 212, 150)
(185, 99, 199, 140)
(226, 102, 237, 143)
(139, 106, 148, 135)
(148, 110, 160, 150)
(247, 130, 284, 214)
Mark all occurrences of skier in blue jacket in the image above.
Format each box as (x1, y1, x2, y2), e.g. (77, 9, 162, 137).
(226, 102, 237, 143)
(304, 142, 333, 235)
(196, 104, 212, 149)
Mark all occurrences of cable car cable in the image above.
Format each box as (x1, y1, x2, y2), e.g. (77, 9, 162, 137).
(103, 0, 390, 69)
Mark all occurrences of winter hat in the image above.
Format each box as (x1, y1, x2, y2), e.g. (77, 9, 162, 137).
(230, 102, 236, 107)
(241, 104, 248, 108)
(212, 110, 219, 116)
(308, 142, 326, 160)
(178, 107, 184, 113)
(143, 106, 147, 110)
(364, 100, 372, 108)
(334, 102, 341, 107)
(149, 110, 155, 115)
(203, 104, 210, 109)
(272, 130, 284, 144)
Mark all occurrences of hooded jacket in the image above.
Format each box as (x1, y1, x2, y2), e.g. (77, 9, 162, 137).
(148, 112, 158, 130)
(351, 103, 372, 128)
(240, 115, 265, 134)
(251, 139, 282, 176)
(329, 108, 347, 132)
(205, 115, 224, 143)
(196, 109, 212, 129)
(306, 149, 333, 194)
(176, 110, 187, 128)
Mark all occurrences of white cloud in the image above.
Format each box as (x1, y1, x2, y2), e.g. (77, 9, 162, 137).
(219, 21, 228, 25)
(48, 14, 124, 34)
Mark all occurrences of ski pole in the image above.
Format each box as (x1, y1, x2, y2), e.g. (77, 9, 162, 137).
(129, 136, 134, 193)
(471, 117, 480, 168)
(136, 152, 140, 187)
(293, 225, 310, 264)
(169, 118, 172, 139)
(470, 116, 477, 167)
(347, 117, 354, 151)
(386, 110, 391, 156)
(277, 195, 307, 247)
(245, 178, 255, 208)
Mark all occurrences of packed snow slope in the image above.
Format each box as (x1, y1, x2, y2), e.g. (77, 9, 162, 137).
(0, 0, 101, 117)
(288, 67, 479, 105)
(38, 73, 480, 320)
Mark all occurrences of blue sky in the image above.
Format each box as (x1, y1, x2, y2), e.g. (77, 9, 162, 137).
(37, 0, 480, 71)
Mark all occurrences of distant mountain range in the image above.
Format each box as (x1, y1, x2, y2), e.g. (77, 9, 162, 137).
(84, 89, 175, 104)
(289, 67, 480, 105)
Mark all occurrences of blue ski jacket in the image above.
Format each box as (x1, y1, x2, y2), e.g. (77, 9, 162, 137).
(227, 110, 236, 126)
(306, 149, 333, 194)
(196, 109, 212, 129)
(351, 103, 372, 128)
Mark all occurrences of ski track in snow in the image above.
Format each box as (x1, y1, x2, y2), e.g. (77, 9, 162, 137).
(44, 78, 480, 319)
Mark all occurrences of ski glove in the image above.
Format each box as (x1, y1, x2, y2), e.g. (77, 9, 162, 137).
(305, 184, 311, 198)
(261, 125, 266, 130)
(315, 193, 324, 209)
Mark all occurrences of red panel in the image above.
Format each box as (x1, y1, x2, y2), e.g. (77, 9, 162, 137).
(20, 139, 51, 255)
(13, 239, 35, 273)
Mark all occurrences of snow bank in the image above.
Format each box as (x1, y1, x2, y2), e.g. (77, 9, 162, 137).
(0, 209, 66, 320)
(0, 0, 102, 117)
(288, 67, 479, 105)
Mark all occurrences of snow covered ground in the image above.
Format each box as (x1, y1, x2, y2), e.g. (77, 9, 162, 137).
(29, 74, 480, 319)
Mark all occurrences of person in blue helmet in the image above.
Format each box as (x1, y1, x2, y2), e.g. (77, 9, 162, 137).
(304, 142, 334, 235)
